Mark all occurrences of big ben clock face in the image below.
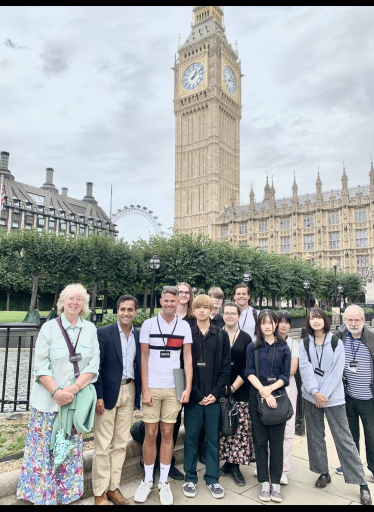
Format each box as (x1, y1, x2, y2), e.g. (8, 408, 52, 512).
(223, 65, 237, 95)
(182, 62, 205, 91)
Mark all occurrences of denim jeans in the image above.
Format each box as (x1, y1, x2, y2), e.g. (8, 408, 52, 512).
(304, 399, 366, 485)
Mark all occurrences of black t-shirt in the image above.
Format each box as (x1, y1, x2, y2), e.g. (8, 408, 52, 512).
(229, 330, 252, 403)
(210, 313, 224, 329)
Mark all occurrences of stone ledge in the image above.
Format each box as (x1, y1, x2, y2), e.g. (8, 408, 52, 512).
(0, 427, 185, 506)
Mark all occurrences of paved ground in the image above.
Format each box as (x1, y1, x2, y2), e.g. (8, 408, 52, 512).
(74, 424, 374, 506)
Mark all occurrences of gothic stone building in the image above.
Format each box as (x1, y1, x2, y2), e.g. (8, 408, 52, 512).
(174, 7, 373, 278)
(0, 151, 116, 237)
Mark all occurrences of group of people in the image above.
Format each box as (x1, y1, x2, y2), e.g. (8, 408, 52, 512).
(15, 281, 374, 505)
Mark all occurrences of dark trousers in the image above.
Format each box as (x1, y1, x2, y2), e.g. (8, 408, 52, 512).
(346, 394, 374, 474)
(248, 386, 285, 485)
(184, 402, 221, 485)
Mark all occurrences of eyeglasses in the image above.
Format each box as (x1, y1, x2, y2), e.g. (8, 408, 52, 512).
(66, 296, 84, 304)
(178, 291, 190, 296)
(346, 318, 364, 323)
(223, 312, 239, 317)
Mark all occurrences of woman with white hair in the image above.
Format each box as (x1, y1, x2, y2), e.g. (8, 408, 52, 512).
(17, 283, 100, 506)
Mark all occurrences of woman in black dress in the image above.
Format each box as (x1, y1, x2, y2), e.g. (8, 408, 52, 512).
(219, 301, 254, 486)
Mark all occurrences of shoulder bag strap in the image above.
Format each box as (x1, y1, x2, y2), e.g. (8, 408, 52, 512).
(55, 317, 81, 377)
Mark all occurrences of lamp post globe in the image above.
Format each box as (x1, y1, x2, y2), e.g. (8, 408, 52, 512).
(149, 252, 160, 317)
(243, 269, 251, 283)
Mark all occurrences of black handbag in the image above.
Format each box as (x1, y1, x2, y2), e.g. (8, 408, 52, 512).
(254, 348, 293, 426)
(220, 384, 239, 437)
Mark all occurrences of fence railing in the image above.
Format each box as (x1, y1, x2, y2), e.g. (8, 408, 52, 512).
(0, 323, 40, 413)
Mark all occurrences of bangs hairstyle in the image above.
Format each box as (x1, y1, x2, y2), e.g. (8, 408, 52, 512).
(208, 286, 224, 300)
(177, 282, 194, 318)
(255, 309, 286, 348)
(306, 307, 330, 336)
(57, 283, 90, 318)
(222, 301, 241, 316)
(276, 310, 292, 326)
(192, 294, 214, 312)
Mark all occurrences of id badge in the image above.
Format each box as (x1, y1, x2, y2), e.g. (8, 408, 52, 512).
(160, 350, 171, 359)
(69, 353, 82, 363)
(197, 361, 206, 368)
(314, 368, 324, 377)
(349, 361, 359, 373)
(267, 376, 276, 385)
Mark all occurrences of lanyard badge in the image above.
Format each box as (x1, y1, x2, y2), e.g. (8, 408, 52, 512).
(157, 316, 178, 359)
(314, 336, 326, 377)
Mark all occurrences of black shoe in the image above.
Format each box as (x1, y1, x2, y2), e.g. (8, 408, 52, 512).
(315, 474, 331, 488)
(360, 489, 372, 505)
(198, 442, 206, 465)
(220, 462, 231, 476)
(169, 464, 184, 481)
(231, 466, 246, 487)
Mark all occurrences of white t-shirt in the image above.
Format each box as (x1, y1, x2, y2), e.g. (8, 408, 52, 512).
(286, 336, 299, 385)
(238, 306, 256, 341)
(140, 312, 193, 388)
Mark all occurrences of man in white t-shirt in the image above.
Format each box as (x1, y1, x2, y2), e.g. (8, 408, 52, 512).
(233, 283, 257, 341)
(134, 287, 193, 506)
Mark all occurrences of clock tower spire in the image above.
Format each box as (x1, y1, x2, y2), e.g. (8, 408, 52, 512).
(173, 6, 241, 237)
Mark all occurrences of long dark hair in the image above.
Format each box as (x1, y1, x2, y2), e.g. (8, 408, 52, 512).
(306, 307, 330, 336)
(255, 309, 286, 349)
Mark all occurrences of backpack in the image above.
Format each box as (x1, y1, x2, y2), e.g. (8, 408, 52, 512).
(303, 334, 339, 363)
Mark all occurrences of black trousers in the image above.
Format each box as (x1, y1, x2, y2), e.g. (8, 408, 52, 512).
(248, 385, 285, 484)
(346, 394, 374, 474)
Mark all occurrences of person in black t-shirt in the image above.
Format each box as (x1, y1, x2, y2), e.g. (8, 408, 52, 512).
(219, 302, 253, 486)
(183, 295, 231, 500)
(208, 286, 225, 329)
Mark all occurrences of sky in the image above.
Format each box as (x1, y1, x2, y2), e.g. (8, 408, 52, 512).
(1, 6, 374, 240)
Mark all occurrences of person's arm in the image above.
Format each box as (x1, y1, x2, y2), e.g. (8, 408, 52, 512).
(290, 357, 299, 376)
(93, 328, 106, 414)
(319, 341, 345, 400)
(181, 343, 192, 403)
(233, 333, 252, 392)
(140, 343, 153, 406)
(77, 324, 100, 382)
(210, 331, 231, 401)
(38, 375, 74, 406)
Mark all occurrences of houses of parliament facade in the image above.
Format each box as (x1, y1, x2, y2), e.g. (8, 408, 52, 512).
(173, 6, 373, 278)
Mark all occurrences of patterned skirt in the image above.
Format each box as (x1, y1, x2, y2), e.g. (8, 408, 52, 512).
(219, 401, 254, 465)
(17, 407, 84, 505)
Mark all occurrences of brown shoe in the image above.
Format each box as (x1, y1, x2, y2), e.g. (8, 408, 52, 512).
(94, 492, 110, 505)
(107, 488, 130, 505)
(360, 489, 372, 506)
(315, 474, 331, 488)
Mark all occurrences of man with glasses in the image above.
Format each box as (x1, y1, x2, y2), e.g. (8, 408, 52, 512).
(134, 287, 193, 505)
(334, 304, 374, 479)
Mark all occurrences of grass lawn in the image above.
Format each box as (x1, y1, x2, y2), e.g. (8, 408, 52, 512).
(0, 309, 114, 323)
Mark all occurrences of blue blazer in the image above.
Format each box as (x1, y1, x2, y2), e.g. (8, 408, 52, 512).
(93, 322, 141, 410)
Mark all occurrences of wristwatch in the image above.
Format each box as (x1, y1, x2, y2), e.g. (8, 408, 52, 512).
(270, 385, 274, 392)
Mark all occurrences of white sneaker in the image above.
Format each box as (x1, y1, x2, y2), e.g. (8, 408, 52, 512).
(134, 479, 153, 503)
(280, 473, 288, 485)
(158, 481, 173, 505)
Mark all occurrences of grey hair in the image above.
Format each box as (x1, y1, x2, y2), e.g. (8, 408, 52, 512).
(57, 283, 90, 318)
(343, 304, 365, 321)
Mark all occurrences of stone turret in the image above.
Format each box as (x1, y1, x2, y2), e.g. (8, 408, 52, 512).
(82, 182, 98, 205)
(292, 173, 298, 204)
(342, 162, 349, 201)
(369, 157, 374, 195)
(264, 176, 271, 201)
(41, 167, 58, 194)
(0, 151, 14, 181)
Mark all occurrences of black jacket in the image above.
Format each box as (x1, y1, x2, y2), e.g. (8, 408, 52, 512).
(94, 322, 141, 410)
(187, 323, 231, 405)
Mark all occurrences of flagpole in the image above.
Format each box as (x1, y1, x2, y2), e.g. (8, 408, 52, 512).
(110, 184, 112, 219)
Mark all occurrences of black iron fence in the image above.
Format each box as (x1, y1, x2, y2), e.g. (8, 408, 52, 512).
(0, 323, 40, 413)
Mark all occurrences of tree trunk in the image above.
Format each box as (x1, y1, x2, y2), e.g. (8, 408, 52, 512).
(91, 282, 98, 311)
(53, 282, 62, 309)
(30, 276, 39, 311)
(143, 280, 148, 312)
(271, 293, 276, 309)
(259, 293, 263, 310)
(102, 280, 108, 312)
(6, 291, 10, 311)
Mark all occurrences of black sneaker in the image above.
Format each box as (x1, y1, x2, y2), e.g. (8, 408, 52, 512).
(169, 464, 184, 481)
(206, 483, 225, 499)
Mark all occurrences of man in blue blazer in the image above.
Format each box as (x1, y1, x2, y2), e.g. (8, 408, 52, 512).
(92, 294, 141, 506)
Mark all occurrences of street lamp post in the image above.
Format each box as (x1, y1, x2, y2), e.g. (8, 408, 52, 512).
(303, 279, 310, 317)
(331, 258, 339, 307)
(149, 252, 160, 318)
(337, 284, 344, 325)
(243, 269, 251, 283)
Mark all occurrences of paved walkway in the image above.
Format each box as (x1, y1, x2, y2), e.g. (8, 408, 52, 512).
(74, 424, 373, 506)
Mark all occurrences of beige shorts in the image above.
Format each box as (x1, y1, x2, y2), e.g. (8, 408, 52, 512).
(142, 388, 182, 424)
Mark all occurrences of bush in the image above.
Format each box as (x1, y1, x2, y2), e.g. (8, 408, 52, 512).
(279, 308, 333, 318)
(96, 310, 150, 328)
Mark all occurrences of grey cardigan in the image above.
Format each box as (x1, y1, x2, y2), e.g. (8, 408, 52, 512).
(299, 332, 345, 407)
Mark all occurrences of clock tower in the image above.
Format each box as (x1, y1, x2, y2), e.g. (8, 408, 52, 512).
(173, 6, 242, 236)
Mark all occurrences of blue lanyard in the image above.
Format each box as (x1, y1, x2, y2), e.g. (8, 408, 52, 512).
(350, 335, 361, 361)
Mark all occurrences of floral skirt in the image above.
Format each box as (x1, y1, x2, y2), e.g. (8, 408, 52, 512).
(17, 407, 84, 505)
(219, 401, 254, 465)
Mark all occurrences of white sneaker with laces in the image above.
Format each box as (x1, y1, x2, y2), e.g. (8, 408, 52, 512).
(182, 482, 197, 498)
(158, 481, 173, 505)
(134, 479, 153, 503)
(206, 483, 225, 499)
(280, 473, 288, 485)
